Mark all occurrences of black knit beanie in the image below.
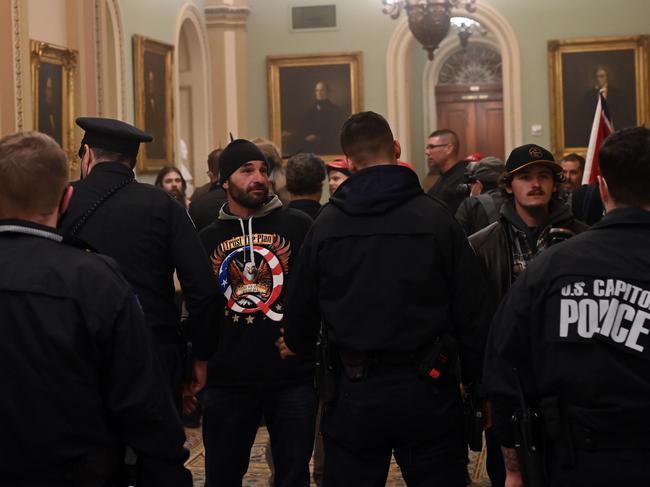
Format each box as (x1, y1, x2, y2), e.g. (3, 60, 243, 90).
(219, 139, 269, 186)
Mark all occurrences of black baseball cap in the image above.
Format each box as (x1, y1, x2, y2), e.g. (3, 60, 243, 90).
(505, 144, 561, 174)
(76, 117, 152, 159)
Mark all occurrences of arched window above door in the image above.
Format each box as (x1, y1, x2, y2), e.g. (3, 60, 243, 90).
(438, 45, 502, 86)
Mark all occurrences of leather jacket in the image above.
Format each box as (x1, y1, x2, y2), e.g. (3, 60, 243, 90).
(469, 200, 589, 312)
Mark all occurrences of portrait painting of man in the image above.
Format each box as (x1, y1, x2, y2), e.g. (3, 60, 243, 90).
(268, 53, 362, 158)
(37, 62, 64, 147)
(133, 35, 174, 172)
(548, 36, 648, 156)
(562, 50, 637, 148)
(143, 51, 168, 160)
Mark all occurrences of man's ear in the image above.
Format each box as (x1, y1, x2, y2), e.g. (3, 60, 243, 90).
(222, 179, 229, 191)
(394, 140, 402, 160)
(81, 144, 93, 177)
(597, 175, 611, 212)
(58, 185, 74, 217)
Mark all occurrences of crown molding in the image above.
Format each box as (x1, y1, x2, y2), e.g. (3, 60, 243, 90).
(205, 4, 250, 27)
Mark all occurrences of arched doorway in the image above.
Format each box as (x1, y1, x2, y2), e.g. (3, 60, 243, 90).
(386, 2, 522, 165)
(435, 44, 504, 160)
(175, 4, 212, 192)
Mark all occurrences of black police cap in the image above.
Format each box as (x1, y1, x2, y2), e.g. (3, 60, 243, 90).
(76, 117, 152, 159)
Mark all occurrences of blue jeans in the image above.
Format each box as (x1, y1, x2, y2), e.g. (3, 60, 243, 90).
(202, 382, 317, 487)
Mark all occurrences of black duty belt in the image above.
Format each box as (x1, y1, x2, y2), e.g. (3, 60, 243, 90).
(571, 424, 650, 451)
(338, 349, 416, 368)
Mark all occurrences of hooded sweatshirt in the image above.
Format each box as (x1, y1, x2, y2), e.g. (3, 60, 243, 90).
(284, 164, 490, 386)
(199, 195, 314, 387)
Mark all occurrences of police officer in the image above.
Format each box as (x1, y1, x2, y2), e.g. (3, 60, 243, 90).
(0, 131, 191, 486)
(277, 111, 489, 486)
(484, 126, 650, 487)
(59, 117, 218, 410)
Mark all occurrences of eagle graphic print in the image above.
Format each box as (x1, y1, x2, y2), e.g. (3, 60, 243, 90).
(211, 233, 291, 322)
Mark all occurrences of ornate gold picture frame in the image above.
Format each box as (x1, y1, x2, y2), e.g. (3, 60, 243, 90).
(548, 35, 649, 158)
(133, 35, 174, 173)
(30, 40, 77, 163)
(267, 52, 363, 160)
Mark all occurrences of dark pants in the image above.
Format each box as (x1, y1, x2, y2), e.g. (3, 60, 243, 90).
(547, 447, 650, 487)
(322, 366, 467, 487)
(485, 428, 505, 487)
(155, 341, 184, 412)
(202, 382, 317, 487)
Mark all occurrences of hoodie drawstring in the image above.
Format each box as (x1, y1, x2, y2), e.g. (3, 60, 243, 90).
(238, 217, 256, 271)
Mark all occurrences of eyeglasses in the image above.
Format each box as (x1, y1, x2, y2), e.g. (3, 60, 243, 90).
(426, 143, 450, 150)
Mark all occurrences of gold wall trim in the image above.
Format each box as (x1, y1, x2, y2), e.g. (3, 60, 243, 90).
(12, 0, 24, 131)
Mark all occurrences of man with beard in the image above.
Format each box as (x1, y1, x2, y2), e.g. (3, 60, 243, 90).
(198, 139, 316, 487)
(155, 166, 190, 209)
(468, 144, 588, 487)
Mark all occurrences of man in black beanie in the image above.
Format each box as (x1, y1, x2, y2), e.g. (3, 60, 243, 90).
(198, 138, 317, 487)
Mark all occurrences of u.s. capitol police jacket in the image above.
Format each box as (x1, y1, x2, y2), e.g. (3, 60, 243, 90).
(484, 208, 650, 447)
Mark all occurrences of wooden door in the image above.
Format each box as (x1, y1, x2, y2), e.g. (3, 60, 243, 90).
(435, 84, 504, 160)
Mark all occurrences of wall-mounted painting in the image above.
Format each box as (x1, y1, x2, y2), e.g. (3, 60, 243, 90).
(548, 35, 649, 157)
(267, 52, 363, 159)
(31, 40, 77, 163)
(133, 35, 174, 173)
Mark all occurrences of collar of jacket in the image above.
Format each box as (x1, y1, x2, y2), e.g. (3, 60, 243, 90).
(89, 160, 134, 178)
(592, 207, 650, 230)
(0, 219, 63, 242)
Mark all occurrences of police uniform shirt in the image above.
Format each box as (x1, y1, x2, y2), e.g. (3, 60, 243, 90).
(484, 208, 650, 448)
(59, 162, 218, 359)
(0, 219, 191, 484)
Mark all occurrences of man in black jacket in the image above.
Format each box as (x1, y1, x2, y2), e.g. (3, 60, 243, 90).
(59, 117, 218, 412)
(469, 144, 588, 487)
(286, 152, 326, 220)
(0, 131, 191, 486)
(455, 156, 506, 235)
(484, 127, 650, 487)
(425, 129, 468, 214)
(189, 148, 228, 231)
(278, 112, 489, 487)
(198, 139, 316, 487)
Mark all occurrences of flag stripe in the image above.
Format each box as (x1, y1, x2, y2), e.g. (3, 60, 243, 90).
(582, 92, 614, 185)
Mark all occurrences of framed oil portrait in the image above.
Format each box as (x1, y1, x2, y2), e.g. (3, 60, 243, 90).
(267, 52, 363, 159)
(133, 35, 174, 173)
(548, 35, 649, 157)
(30, 40, 77, 161)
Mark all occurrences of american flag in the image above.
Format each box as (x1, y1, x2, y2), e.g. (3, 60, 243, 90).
(582, 92, 614, 185)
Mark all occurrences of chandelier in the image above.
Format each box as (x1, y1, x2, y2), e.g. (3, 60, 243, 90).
(382, 0, 478, 60)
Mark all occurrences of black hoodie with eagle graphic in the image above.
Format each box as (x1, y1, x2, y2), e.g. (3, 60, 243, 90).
(199, 195, 314, 387)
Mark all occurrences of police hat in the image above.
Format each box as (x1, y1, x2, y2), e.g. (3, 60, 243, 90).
(76, 117, 152, 159)
(505, 144, 561, 174)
